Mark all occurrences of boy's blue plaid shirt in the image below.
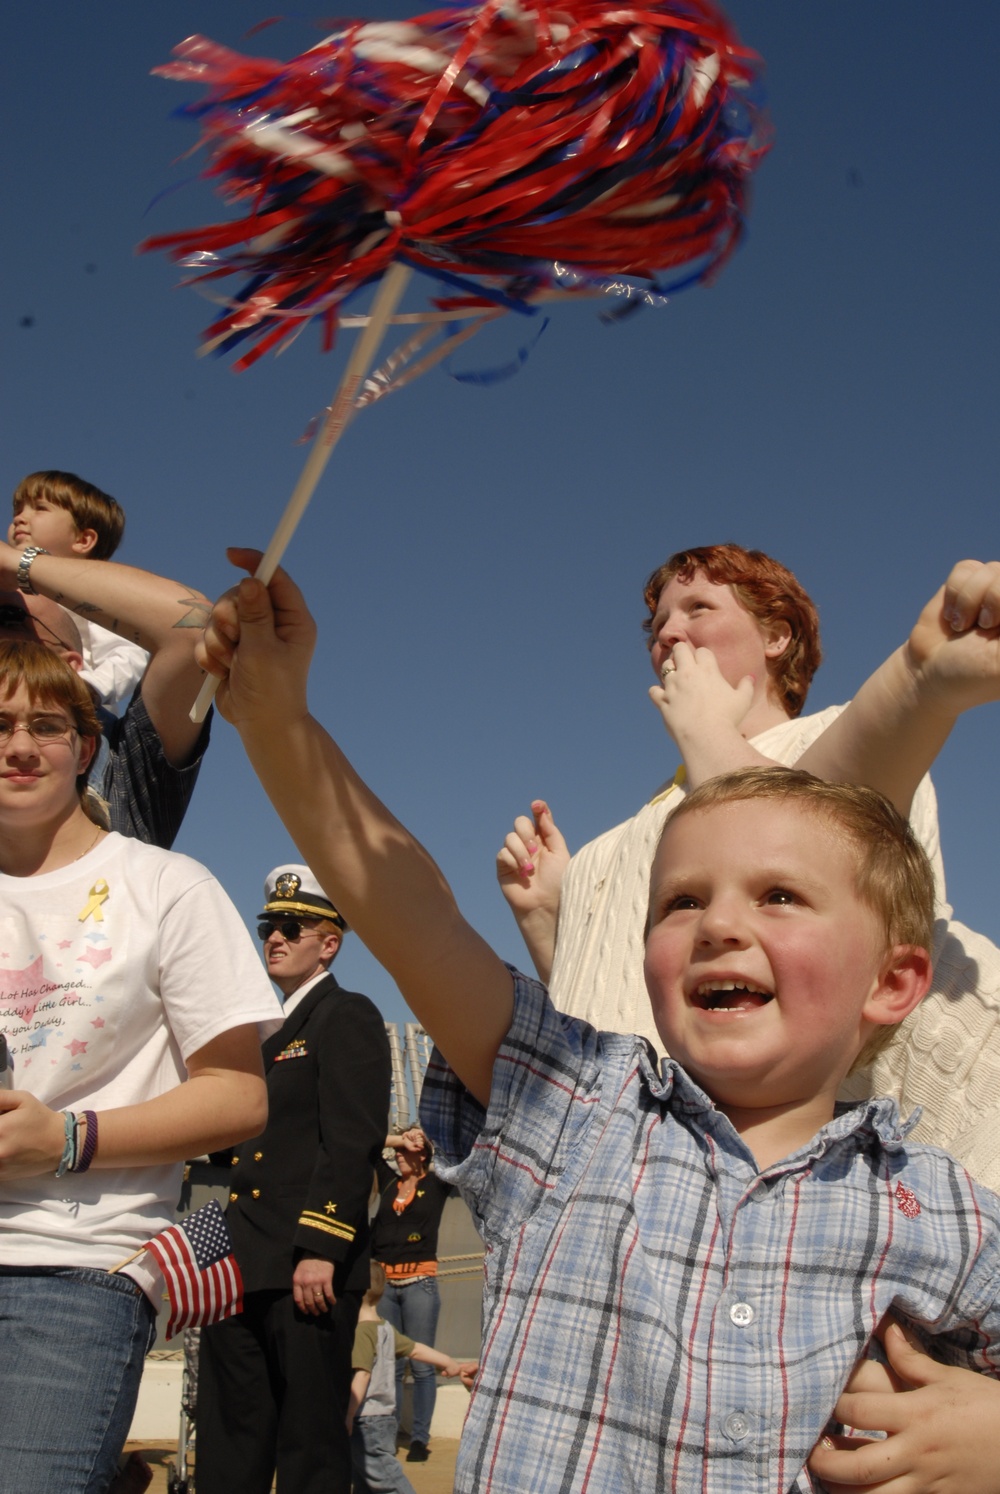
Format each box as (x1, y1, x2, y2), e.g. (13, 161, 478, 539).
(421, 971, 1000, 1494)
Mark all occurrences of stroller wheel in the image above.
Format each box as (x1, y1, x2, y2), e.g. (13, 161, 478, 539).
(166, 1460, 189, 1493)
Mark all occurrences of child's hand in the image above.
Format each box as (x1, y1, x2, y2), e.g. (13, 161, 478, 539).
(648, 641, 755, 750)
(439, 1356, 465, 1378)
(458, 1361, 479, 1390)
(906, 559, 1000, 713)
(197, 550, 317, 729)
(807, 1319, 1000, 1493)
(496, 800, 569, 920)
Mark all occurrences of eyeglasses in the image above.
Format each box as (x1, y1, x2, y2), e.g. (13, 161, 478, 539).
(257, 918, 323, 943)
(0, 714, 77, 746)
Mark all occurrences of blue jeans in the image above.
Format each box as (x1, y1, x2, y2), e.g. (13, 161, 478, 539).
(351, 1415, 416, 1494)
(378, 1277, 441, 1444)
(0, 1266, 156, 1493)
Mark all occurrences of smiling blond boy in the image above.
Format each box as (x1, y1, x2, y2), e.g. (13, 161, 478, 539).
(198, 560, 1000, 1494)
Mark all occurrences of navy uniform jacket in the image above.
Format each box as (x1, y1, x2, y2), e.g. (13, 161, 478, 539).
(224, 974, 391, 1296)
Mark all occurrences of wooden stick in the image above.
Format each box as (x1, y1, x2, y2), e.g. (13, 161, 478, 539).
(108, 1247, 146, 1274)
(190, 260, 413, 722)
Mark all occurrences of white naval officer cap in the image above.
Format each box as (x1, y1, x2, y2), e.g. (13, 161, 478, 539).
(259, 864, 348, 932)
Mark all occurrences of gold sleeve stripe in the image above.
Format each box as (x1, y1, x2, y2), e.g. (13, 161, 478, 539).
(298, 1207, 357, 1231)
(299, 1215, 356, 1241)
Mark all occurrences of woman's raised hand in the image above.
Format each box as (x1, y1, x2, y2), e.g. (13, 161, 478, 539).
(649, 641, 754, 749)
(398, 1127, 428, 1155)
(649, 642, 759, 789)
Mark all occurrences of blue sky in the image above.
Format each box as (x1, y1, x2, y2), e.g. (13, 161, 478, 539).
(3, 2, 998, 1024)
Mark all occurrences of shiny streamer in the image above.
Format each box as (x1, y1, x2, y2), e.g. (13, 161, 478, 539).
(143, 0, 768, 377)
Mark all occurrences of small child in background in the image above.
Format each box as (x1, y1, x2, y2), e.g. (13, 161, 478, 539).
(348, 1262, 473, 1494)
(10, 470, 148, 710)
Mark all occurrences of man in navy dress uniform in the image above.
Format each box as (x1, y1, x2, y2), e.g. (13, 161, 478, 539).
(197, 865, 392, 1493)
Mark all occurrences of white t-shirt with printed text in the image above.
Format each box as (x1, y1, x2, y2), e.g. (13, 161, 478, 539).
(0, 833, 283, 1274)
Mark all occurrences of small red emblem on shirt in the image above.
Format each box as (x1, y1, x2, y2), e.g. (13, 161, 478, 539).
(895, 1181, 921, 1218)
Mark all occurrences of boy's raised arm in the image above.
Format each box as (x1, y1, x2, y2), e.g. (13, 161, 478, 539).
(796, 560, 1000, 817)
(198, 549, 513, 1108)
(0, 541, 210, 765)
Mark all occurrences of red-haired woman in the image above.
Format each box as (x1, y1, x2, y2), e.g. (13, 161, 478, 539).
(0, 641, 279, 1493)
(497, 543, 942, 1049)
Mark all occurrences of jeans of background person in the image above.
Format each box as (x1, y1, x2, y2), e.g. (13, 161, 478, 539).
(351, 1415, 417, 1494)
(0, 1266, 156, 1494)
(378, 1277, 441, 1445)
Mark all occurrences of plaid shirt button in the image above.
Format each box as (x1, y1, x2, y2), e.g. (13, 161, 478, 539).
(723, 1412, 751, 1441)
(729, 1302, 754, 1327)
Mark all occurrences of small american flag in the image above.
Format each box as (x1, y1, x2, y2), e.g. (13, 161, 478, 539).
(144, 1200, 243, 1338)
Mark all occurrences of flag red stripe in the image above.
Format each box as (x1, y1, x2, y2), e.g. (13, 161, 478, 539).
(145, 1223, 239, 1336)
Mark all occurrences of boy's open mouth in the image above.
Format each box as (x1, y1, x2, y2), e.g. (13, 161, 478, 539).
(694, 981, 773, 1012)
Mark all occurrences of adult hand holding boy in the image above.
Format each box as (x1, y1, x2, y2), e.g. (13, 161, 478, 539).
(809, 1318, 1000, 1494)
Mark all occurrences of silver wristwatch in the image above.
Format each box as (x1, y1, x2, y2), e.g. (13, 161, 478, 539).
(16, 546, 50, 594)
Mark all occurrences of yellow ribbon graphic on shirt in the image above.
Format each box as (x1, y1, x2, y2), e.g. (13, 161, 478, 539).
(78, 880, 109, 923)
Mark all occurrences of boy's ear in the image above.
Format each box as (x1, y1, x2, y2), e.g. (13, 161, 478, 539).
(862, 945, 933, 1028)
(763, 620, 792, 661)
(71, 528, 99, 558)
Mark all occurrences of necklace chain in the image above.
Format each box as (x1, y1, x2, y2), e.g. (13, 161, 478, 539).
(72, 825, 105, 863)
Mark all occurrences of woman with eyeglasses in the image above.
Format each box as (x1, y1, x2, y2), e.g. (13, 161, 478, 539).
(0, 640, 281, 1493)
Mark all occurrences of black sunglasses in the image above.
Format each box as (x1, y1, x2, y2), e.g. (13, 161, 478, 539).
(257, 918, 320, 942)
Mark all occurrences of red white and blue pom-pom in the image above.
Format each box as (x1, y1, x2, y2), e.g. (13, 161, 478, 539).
(143, 0, 768, 370)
